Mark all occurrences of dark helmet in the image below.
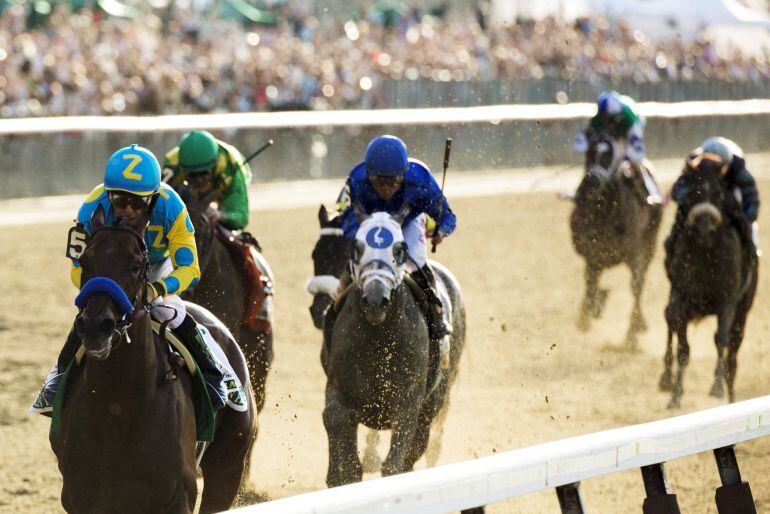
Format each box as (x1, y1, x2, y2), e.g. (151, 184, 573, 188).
(364, 135, 409, 178)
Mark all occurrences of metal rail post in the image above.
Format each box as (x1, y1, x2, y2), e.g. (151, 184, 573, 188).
(641, 463, 681, 514)
(713, 445, 756, 514)
(556, 482, 584, 514)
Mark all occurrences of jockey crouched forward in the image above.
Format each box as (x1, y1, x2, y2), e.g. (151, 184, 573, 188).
(668, 136, 761, 256)
(325, 134, 457, 369)
(31, 145, 228, 414)
(573, 90, 663, 204)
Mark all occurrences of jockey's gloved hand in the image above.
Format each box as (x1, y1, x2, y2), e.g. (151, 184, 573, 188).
(572, 131, 588, 153)
(627, 135, 645, 163)
(431, 229, 447, 247)
(145, 282, 164, 305)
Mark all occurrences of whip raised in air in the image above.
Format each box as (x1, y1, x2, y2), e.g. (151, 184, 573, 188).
(431, 137, 452, 253)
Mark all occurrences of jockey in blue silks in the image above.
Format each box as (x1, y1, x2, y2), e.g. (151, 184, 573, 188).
(31, 145, 228, 415)
(339, 134, 457, 343)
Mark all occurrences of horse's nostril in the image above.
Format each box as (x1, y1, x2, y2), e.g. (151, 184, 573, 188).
(98, 317, 116, 335)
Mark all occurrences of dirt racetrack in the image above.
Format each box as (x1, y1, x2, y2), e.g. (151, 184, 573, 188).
(1, 160, 770, 513)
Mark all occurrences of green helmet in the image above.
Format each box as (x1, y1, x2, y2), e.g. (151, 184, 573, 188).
(179, 130, 218, 174)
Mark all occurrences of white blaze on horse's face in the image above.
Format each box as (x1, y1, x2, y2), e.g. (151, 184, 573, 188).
(352, 212, 407, 292)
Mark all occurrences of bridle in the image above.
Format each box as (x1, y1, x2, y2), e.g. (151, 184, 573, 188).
(79, 225, 151, 344)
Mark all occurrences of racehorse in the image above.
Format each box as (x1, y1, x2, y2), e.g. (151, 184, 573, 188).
(322, 208, 465, 486)
(50, 205, 257, 514)
(570, 132, 662, 347)
(660, 158, 757, 408)
(308, 205, 348, 329)
(183, 194, 274, 413)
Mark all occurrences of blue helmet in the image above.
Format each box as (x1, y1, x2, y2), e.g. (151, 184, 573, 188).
(597, 90, 623, 116)
(104, 144, 161, 196)
(365, 135, 408, 177)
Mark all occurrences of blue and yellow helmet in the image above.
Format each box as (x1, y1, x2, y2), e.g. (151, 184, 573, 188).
(104, 144, 161, 196)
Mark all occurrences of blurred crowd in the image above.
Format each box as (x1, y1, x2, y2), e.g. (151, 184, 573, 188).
(1, 2, 769, 117)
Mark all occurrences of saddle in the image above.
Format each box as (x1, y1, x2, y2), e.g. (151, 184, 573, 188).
(214, 225, 274, 333)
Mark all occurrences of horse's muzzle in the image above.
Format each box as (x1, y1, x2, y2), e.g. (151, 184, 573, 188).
(686, 202, 722, 235)
(362, 280, 391, 325)
(309, 294, 331, 329)
(76, 314, 116, 359)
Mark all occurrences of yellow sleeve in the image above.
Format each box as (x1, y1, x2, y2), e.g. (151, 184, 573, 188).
(154, 209, 200, 296)
(70, 262, 82, 289)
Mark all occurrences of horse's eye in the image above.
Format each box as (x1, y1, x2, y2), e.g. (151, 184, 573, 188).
(132, 262, 142, 272)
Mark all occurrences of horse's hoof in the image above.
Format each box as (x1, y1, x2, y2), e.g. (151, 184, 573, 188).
(658, 371, 673, 391)
(636, 316, 648, 333)
(710, 381, 725, 398)
(577, 319, 590, 332)
(667, 396, 682, 409)
(624, 333, 639, 351)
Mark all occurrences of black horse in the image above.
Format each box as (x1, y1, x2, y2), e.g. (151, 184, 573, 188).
(570, 133, 662, 346)
(660, 158, 758, 408)
(322, 210, 465, 486)
(308, 205, 349, 329)
(51, 206, 257, 513)
(183, 196, 274, 413)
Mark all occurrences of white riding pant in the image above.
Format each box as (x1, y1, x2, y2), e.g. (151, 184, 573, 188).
(148, 259, 186, 330)
(403, 214, 427, 272)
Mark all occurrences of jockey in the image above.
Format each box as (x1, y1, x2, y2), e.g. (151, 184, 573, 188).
(573, 90, 662, 203)
(32, 144, 227, 414)
(338, 135, 457, 353)
(163, 130, 252, 230)
(671, 137, 760, 254)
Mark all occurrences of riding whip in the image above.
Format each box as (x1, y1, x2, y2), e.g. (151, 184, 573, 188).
(244, 139, 274, 164)
(431, 137, 452, 253)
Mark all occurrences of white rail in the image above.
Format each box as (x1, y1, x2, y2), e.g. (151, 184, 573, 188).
(2, 100, 770, 135)
(229, 395, 770, 513)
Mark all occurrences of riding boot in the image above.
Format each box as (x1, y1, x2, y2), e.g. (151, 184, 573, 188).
(411, 265, 452, 370)
(173, 314, 227, 412)
(30, 323, 80, 415)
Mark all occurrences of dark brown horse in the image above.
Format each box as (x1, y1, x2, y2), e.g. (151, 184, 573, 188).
(570, 133, 662, 347)
(660, 159, 757, 408)
(183, 196, 273, 413)
(51, 206, 257, 514)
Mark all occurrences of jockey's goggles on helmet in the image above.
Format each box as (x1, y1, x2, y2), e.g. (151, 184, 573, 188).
(369, 175, 404, 189)
(108, 191, 152, 210)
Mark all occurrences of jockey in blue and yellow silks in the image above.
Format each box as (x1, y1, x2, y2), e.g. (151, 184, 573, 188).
(31, 144, 228, 414)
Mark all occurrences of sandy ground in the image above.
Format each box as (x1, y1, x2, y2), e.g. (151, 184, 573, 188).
(2, 162, 770, 513)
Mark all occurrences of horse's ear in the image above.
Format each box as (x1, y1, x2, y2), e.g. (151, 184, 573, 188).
(354, 204, 370, 223)
(393, 202, 410, 225)
(91, 204, 105, 230)
(319, 204, 329, 226)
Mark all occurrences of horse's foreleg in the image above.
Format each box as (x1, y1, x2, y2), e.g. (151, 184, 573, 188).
(578, 265, 601, 331)
(625, 262, 648, 348)
(710, 309, 736, 399)
(659, 320, 674, 391)
(725, 313, 748, 403)
(323, 386, 361, 487)
(669, 323, 689, 409)
(382, 389, 423, 477)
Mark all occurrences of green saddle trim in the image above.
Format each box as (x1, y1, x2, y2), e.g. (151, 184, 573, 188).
(49, 345, 216, 442)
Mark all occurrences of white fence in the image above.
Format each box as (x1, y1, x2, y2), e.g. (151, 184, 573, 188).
(228, 395, 770, 513)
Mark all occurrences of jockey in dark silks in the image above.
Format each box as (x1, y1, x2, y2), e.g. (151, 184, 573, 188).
(31, 145, 228, 415)
(329, 135, 457, 367)
(573, 90, 663, 204)
(669, 136, 761, 255)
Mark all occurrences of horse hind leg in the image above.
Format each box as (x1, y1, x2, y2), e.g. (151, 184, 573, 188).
(424, 397, 451, 467)
(361, 430, 382, 473)
(710, 310, 735, 399)
(199, 411, 257, 514)
(625, 262, 649, 349)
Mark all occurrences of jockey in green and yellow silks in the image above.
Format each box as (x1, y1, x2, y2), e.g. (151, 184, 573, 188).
(163, 130, 252, 230)
(31, 144, 228, 415)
